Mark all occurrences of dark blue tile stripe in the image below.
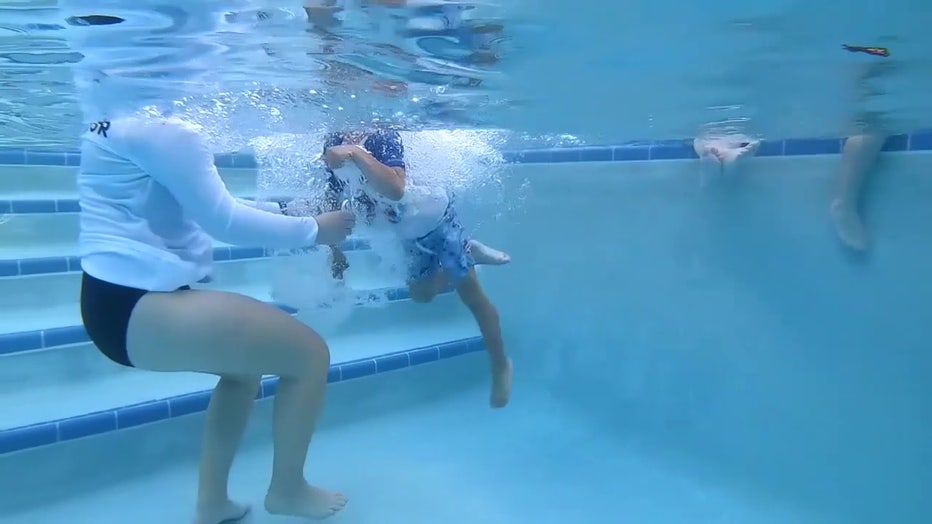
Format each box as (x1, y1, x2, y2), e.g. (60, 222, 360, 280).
(0, 337, 483, 455)
(0, 197, 317, 215)
(0, 285, 454, 355)
(0, 241, 369, 277)
(0, 132, 924, 168)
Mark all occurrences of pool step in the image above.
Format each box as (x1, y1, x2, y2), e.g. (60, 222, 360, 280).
(0, 294, 472, 397)
(0, 164, 260, 198)
(0, 196, 328, 257)
(0, 334, 485, 455)
(0, 248, 418, 333)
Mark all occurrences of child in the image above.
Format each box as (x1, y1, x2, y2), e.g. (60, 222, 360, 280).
(317, 128, 513, 408)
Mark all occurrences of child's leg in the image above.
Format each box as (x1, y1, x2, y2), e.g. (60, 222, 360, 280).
(407, 271, 446, 302)
(404, 238, 447, 302)
(456, 268, 512, 408)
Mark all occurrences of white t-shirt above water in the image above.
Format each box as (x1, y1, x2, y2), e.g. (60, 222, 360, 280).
(331, 164, 450, 240)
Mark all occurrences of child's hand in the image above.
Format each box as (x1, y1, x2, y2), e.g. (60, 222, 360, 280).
(324, 145, 358, 169)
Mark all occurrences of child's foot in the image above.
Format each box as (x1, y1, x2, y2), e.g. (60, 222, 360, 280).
(469, 240, 511, 265)
(265, 483, 348, 520)
(194, 499, 250, 524)
(490, 358, 513, 408)
(831, 199, 869, 251)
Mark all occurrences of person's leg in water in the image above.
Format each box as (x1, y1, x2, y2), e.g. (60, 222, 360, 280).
(125, 290, 348, 522)
(831, 134, 886, 251)
(467, 239, 510, 265)
(406, 224, 512, 408)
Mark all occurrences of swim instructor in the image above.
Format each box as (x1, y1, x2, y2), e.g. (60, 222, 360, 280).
(63, 3, 352, 522)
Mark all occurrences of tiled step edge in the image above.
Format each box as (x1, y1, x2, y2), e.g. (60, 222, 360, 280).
(0, 336, 483, 455)
(0, 196, 287, 215)
(0, 284, 455, 356)
(0, 240, 371, 278)
(0, 131, 924, 168)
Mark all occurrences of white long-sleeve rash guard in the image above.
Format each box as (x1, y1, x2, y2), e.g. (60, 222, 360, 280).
(78, 115, 319, 291)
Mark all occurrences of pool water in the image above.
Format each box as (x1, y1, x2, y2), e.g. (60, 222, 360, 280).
(0, 357, 826, 524)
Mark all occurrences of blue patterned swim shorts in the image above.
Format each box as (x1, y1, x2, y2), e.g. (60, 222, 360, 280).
(403, 204, 474, 284)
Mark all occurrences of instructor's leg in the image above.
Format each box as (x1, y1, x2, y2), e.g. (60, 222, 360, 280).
(127, 289, 347, 521)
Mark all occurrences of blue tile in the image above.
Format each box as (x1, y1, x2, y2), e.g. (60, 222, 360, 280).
(56, 199, 81, 212)
(214, 153, 237, 169)
(881, 134, 908, 152)
(261, 376, 279, 398)
(0, 423, 58, 454)
(909, 130, 932, 151)
(650, 140, 696, 160)
(116, 401, 170, 429)
(0, 148, 25, 165)
(613, 145, 649, 161)
(58, 412, 116, 440)
(501, 151, 522, 163)
(340, 359, 376, 380)
(375, 353, 409, 373)
(10, 200, 56, 213)
(24, 151, 67, 166)
(550, 148, 580, 163)
(577, 146, 613, 162)
(211, 247, 232, 261)
(169, 391, 212, 417)
(43, 325, 89, 348)
(439, 338, 482, 359)
(327, 366, 341, 383)
(276, 303, 298, 315)
(385, 287, 409, 301)
(784, 138, 840, 156)
(67, 256, 82, 272)
(0, 260, 19, 277)
(19, 256, 68, 275)
(514, 149, 552, 164)
(65, 151, 81, 166)
(229, 246, 265, 260)
(756, 140, 784, 157)
(0, 200, 10, 213)
(0, 331, 42, 354)
(232, 153, 257, 169)
(409, 346, 439, 366)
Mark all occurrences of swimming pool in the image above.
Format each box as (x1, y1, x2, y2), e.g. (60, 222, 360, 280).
(2, 135, 931, 523)
(1, 1, 931, 523)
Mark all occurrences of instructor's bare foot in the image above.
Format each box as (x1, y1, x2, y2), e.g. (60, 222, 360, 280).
(194, 499, 250, 524)
(469, 240, 511, 266)
(490, 358, 513, 408)
(265, 483, 348, 520)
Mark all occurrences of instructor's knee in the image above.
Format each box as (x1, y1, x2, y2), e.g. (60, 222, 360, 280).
(294, 337, 331, 378)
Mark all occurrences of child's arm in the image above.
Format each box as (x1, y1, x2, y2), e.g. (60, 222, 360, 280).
(349, 147, 406, 200)
(323, 129, 407, 201)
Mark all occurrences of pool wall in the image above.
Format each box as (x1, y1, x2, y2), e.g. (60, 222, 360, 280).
(470, 135, 932, 523)
(2, 131, 931, 522)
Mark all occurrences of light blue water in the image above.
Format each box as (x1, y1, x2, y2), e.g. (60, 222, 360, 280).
(0, 357, 824, 524)
(0, 1, 930, 523)
(469, 155, 932, 524)
(3, 1, 930, 148)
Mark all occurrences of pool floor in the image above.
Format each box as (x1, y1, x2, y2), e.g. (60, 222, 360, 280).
(0, 383, 825, 524)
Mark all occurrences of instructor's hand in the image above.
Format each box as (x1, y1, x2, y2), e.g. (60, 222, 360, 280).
(314, 210, 356, 245)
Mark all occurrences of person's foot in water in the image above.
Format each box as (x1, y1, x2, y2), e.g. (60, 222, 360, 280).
(469, 240, 511, 265)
